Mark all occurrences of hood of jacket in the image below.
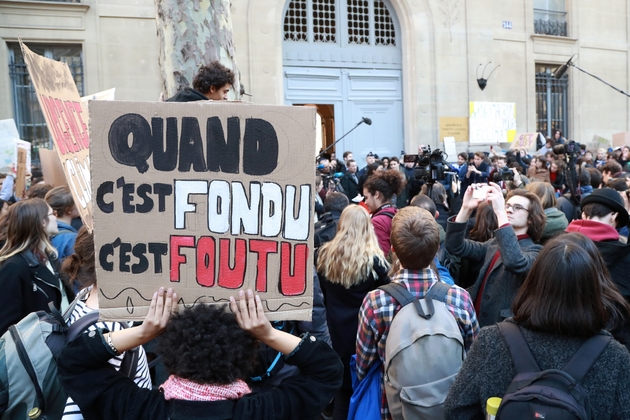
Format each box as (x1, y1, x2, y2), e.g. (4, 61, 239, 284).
(166, 87, 208, 103)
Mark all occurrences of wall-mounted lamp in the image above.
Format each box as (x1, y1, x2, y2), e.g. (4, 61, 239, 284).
(476, 62, 501, 91)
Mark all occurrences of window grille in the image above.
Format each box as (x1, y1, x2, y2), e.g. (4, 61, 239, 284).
(535, 66, 568, 138)
(533, 0, 567, 36)
(8, 44, 84, 150)
(283, 0, 396, 46)
(373, 0, 395, 46)
(312, 0, 336, 43)
(284, 0, 308, 41)
(347, 0, 370, 45)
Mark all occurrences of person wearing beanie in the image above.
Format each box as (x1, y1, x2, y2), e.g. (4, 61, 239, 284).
(566, 188, 630, 300)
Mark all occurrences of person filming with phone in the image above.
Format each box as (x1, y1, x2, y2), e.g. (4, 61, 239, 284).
(445, 183, 546, 328)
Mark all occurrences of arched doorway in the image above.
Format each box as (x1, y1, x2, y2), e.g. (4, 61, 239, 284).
(282, 0, 404, 167)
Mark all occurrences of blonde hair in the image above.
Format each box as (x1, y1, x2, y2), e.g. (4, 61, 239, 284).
(316, 206, 389, 288)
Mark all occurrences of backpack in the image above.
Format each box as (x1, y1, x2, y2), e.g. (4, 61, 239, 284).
(0, 293, 138, 420)
(379, 281, 464, 420)
(314, 212, 338, 249)
(495, 322, 611, 420)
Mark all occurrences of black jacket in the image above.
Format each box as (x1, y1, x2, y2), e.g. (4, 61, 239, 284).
(57, 329, 343, 420)
(318, 257, 389, 390)
(0, 250, 74, 335)
(595, 240, 630, 300)
(339, 172, 360, 202)
(166, 87, 208, 102)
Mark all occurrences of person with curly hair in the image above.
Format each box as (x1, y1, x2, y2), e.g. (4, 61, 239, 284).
(166, 61, 235, 102)
(61, 227, 152, 419)
(57, 288, 343, 420)
(363, 169, 406, 255)
(316, 205, 389, 420)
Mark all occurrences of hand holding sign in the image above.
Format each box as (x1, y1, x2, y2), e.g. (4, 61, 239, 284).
(230, 289, 302, 355)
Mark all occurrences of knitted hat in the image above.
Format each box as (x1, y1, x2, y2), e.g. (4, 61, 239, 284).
(581, 188, 629, 227)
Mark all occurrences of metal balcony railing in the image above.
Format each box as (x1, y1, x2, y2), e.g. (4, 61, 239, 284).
(534, 8, 567, 37)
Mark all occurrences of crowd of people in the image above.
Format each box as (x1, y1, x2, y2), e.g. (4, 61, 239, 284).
(312, 137, 630, 419)
(2, 59, 630, 419)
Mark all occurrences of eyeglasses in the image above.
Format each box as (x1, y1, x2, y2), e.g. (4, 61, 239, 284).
(47, 211, 56, 217)
(505, 203, 528, 212)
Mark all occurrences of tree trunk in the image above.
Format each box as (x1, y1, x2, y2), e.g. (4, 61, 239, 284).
(154, 0, 240, 99)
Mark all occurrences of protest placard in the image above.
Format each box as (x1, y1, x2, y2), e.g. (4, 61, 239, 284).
(81, 87, 116, 103)
(613, 132, 630, 148)
(469, 102, 516, 144)
(510, 133, 538, 151)
(586, 135, 611, 151)
(39, 148, 68, 187)
(0, 120, 31, 175)
(443, 137, 457, 160)
(90, 100, 316, 322)
(14, 148, 27, 198)
(20, 41, 93, 230)
(439, 117, 469, 142)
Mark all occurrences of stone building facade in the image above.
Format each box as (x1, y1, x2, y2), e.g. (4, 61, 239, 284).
(1, 0, 629, 163)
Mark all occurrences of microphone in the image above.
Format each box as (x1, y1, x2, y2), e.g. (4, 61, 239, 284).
(554, 56, 574, 79)
(361, 117, 372, 126)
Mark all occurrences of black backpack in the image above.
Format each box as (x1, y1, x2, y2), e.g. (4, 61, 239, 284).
(313, 212, 338, 249)
(496, 322, 611, 420)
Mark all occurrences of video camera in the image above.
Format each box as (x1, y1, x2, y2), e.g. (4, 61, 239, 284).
(552, 140, 582, 158)
(403, 146, 449, 184)
(492, 166, 514, 182)
(322, 172, 343, 190)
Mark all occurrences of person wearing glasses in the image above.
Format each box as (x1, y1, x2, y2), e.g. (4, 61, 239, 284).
(445, 183, 546, 328)
(0, 198, 74, 335)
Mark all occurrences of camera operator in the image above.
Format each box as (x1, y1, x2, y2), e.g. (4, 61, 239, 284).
(461, 152, 489, 191)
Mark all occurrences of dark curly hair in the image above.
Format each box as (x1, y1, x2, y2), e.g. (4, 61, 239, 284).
(192, 61, 235, 95)
(363, 170, 406, 201)
(156, 304, 259, 384)
(61, 227, 95, 290)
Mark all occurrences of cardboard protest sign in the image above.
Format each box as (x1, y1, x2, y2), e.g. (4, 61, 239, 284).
(39, 148, 68, 187)
(14, 148, 27, 198)
(81, 87, 116, 103)
(586, 135, 611, 151)
(510, 133, 538, 151)
(90, 101, 316, 322)
(0, 120, 31, 175)
(443, 137, 457, 160)
(439, 117, 469, 142)
(20, 42, 93, 230)
(613, 132, 630, 148)
(469, 102, 516, 144)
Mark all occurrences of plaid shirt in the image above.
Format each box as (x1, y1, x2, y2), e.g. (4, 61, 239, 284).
(355, 268, 479, 420)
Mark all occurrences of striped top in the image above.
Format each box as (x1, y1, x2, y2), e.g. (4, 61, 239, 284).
(62, 299, 152, 420)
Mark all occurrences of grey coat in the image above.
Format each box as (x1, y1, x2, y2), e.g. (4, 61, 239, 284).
(444, 321, 630, 420)
(445, 220, 542, 327)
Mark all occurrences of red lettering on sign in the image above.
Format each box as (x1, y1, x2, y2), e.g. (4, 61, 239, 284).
(249, 239, 278, 292)
(196, 236, 216, 287)
(217, 238, 247, 289)
(279, 242, 308, 296)
(170, 235, 195, 282)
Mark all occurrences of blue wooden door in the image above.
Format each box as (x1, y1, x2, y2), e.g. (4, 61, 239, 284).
(282, 0, 403, 168)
